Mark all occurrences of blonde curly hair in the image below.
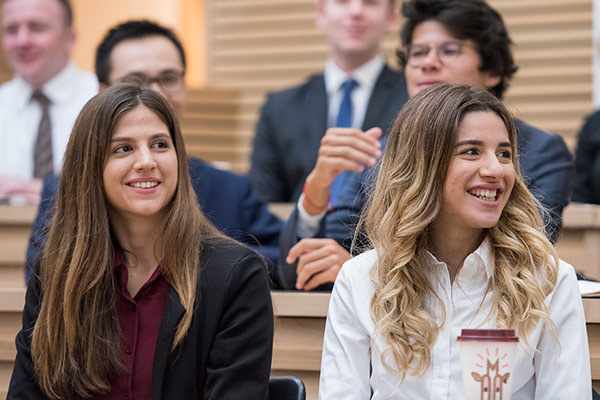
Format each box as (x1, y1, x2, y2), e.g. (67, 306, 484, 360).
(360, 84, 558, 380)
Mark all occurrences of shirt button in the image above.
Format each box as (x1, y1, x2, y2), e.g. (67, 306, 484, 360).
(125, 347, 132, 355)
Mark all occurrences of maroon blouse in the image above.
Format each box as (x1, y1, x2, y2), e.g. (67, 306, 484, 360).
(97, 251, 170, 400)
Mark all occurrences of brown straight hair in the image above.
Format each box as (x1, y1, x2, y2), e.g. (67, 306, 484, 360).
(31, 85, 221, 398)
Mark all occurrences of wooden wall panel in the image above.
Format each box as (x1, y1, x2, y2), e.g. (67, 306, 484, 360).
(201, 0, 593, 172)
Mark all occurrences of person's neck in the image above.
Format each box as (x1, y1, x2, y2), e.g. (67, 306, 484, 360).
(428, 223, 485, 283)
(110, 214, 163, 273)
(23, 59, 70, 90)
(330, 50, 379, 73)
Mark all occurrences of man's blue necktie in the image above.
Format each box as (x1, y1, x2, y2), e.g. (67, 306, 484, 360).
(330, 78, 358, 205)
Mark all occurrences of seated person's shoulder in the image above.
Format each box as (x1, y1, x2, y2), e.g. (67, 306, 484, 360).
(339, 249, 378, 281)
(0, 78, 17, 103)
(202, 236, 258, 259)
(188, 157, 247, 187)
(200, 237, 266, 277)
(581, 109, 600, 131)
(516, 120, 569, 150)
(262, 74, 323, 108)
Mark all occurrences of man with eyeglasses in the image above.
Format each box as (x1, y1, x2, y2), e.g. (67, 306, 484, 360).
(94, 21, 187, 116)
(278, 0, 574, 291)
(25, 20, 283, 283)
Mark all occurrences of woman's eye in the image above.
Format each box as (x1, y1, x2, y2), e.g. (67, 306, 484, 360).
(462, 148, 478, 156)
(498, 150, 512, 159)
(113, 145, 132, 153)
(152, 140, 169, 149)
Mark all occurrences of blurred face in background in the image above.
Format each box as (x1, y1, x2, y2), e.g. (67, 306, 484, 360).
(2, 0, 75, 88)
(404, 20, 500, 97)
(106, 35, 186, 117)
(315, 0, 397, 70)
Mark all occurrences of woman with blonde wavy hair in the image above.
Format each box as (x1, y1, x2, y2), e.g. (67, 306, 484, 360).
(8, 84, 273, 399)
(319, 84, 590, 399)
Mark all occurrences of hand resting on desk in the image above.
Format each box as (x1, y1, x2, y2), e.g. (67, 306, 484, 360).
(286, 238, 351, 290)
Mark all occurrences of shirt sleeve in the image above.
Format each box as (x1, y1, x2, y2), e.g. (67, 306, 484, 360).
(533, 261, 592, 399)
(319, 261, 371, 399)
(296, 194, 327, 238)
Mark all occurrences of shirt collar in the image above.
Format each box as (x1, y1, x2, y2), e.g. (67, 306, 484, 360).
(425, 236, 493, 280)
(13, 62, 78, 110)
(41, 62, 80, 104)
(324, 54, 385, 97)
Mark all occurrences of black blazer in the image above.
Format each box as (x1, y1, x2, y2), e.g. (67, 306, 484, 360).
(249, 64, 409, 203)
(9, 238, 274, 399)
(573, 109, 600, 204)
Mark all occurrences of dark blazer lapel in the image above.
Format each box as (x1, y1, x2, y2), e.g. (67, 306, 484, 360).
(152, 286, 185, 400)
(305, 75, 328, 141)
(362, 65, 408, 133)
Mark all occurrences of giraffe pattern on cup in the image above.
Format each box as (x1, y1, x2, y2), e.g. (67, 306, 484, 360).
(471, 359, 510, 400)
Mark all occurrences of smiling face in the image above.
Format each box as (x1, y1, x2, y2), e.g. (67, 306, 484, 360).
(103, 105, 178, 227)
(1, 0, 75, 88)
(315, 0, 397, 70)
(435, 110, 515, 238)
(404, 20, 500, 97)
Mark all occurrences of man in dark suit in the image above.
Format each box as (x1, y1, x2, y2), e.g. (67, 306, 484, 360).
(249, 0, 408, 203)
(26, 20, 282, 282)
(278, 0, 574, 290)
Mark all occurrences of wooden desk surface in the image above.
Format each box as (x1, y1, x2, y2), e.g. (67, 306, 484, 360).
(271, 292, 600, 398)
(0, 204, 37, 225)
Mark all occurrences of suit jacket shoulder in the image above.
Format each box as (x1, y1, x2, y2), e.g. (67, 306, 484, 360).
(516, 120, 574, 241)
(573, 110, 600, 203)
(187, 158, 282, 269)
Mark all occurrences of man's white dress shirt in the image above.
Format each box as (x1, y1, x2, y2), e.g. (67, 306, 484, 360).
(0, 62, 98, 179)
(320, 238, 592, 399)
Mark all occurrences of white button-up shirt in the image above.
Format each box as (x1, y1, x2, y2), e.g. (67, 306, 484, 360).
(0, 62, 98, 179)
(320, 239, 591, 399)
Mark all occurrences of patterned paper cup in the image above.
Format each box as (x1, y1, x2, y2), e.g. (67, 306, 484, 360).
(457, 329, 519, 400)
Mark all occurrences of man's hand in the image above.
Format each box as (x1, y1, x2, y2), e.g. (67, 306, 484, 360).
(302, 127, 382, 215)
(286, 238, 351, 290)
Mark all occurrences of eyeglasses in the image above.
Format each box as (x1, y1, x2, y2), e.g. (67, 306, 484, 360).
(115, 70, 184, 91)
(405, 40, 467, 67)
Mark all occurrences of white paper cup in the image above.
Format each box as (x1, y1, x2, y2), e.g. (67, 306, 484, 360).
(457, 329, 519, 400)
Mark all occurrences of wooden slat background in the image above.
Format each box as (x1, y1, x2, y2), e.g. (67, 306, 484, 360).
(202, 0, 593, 172)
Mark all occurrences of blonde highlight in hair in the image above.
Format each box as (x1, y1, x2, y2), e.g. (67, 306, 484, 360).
(31, 85, 221, 398)
(361, 84, 558, 380)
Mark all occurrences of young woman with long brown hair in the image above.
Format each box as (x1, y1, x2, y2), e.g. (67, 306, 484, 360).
(8, 85, 273, 399)
(319, 84, 590, 399)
